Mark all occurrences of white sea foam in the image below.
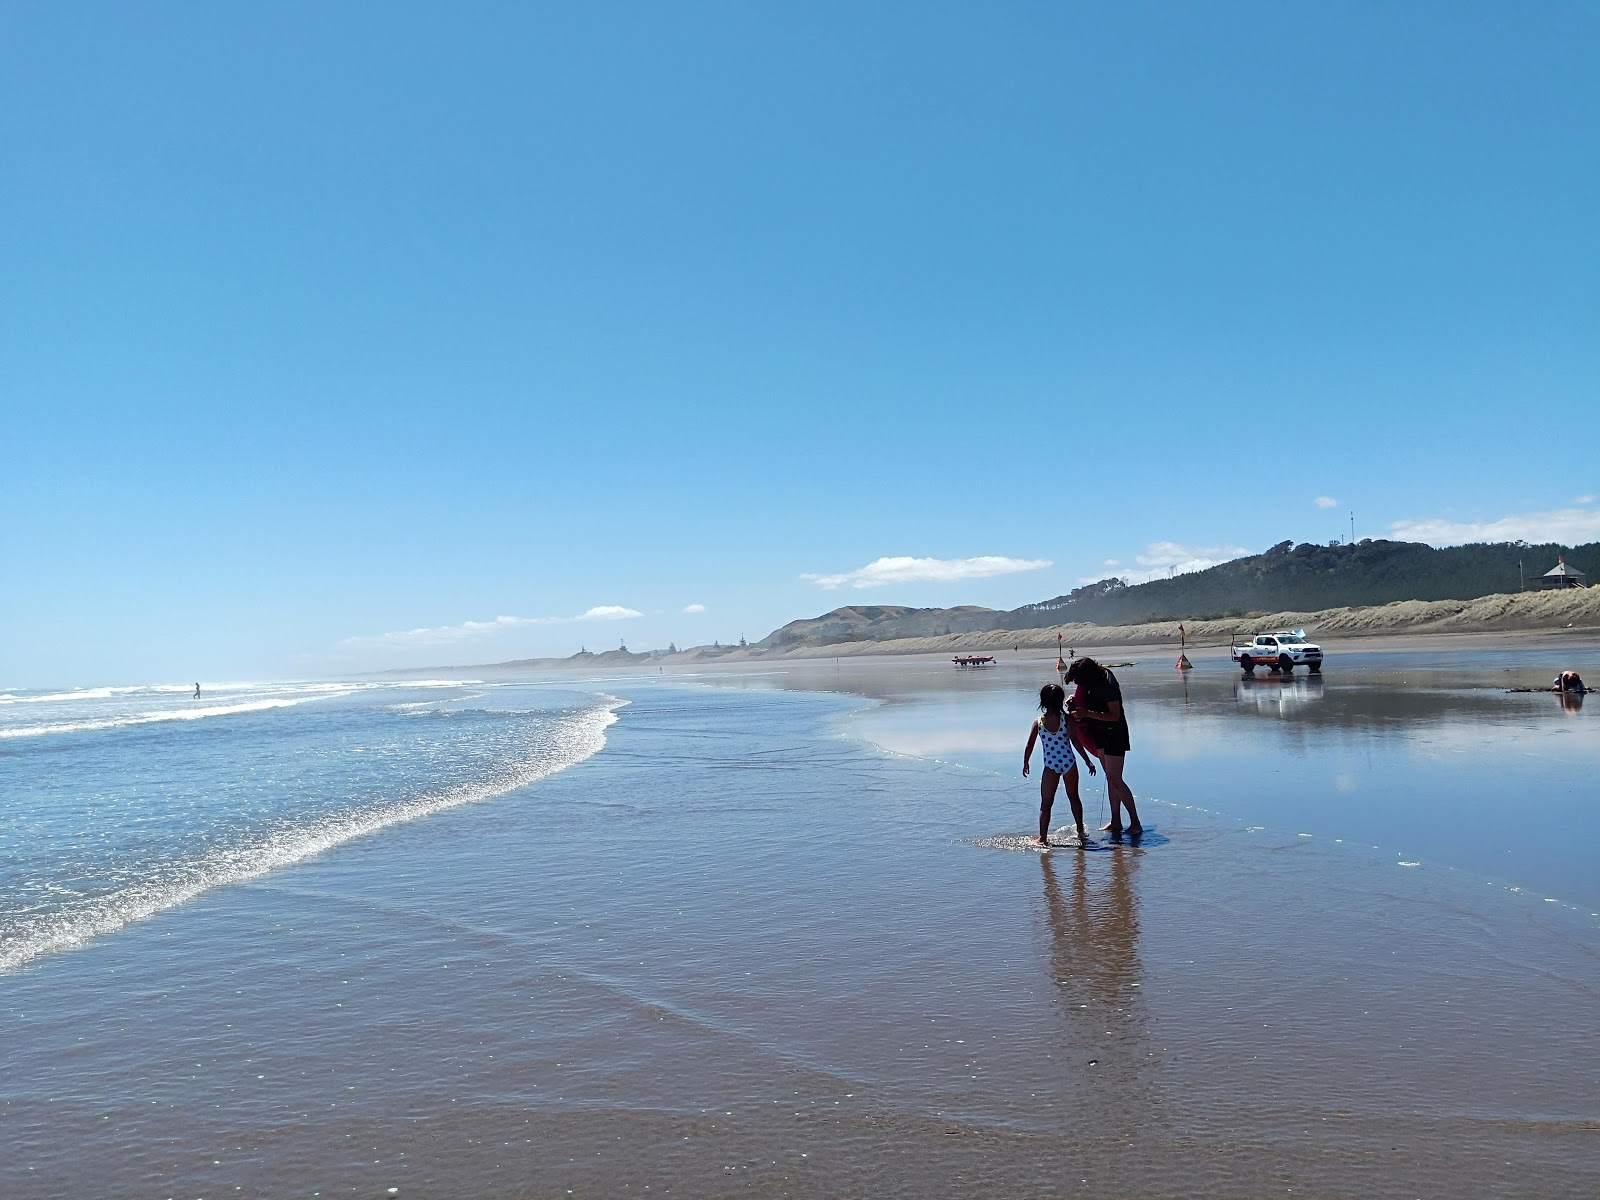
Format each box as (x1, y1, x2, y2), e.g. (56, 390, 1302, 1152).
(4, 687, 118, 704)
(0, 698, 622, 973)
(389, 692, 490, 711)
(0, 694, 348, 740)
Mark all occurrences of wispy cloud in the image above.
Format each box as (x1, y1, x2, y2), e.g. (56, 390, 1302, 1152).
(1314, 496, 1339, 509)
(1576, 494, 1596, 505)
(1388, 505, 1600, 547)
(340, 605, 642, 651)
(1082, 541, 1252, 585)
(801, 555, 1051, 590)
(682, 603, 707, 613)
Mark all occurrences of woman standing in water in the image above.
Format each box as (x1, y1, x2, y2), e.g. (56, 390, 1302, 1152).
(1022, 683, 1091, 846)
(1066, 657, 1142, 835)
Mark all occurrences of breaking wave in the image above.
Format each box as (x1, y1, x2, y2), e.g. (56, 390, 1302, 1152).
(0, 698, 621, 973)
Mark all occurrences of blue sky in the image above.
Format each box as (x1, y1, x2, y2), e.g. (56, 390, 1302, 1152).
(4, 2, 1596, 685)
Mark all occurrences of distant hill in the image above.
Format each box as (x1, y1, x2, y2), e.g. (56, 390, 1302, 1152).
(758, 604, 998, 648)
(1012, 538, 1596, 627)
(759, 540, 1597, 648)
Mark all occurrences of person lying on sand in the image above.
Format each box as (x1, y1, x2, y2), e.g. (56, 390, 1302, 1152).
(1066, 657, 1143, 836)
(1023, 683, 1092, 846)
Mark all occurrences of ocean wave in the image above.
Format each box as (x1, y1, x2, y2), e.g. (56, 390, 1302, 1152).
(3, 687, 118, 704)
(0, 695, 349, 740)
(388, 692, 491, 711)
(0, 699, 621, 973)
(0, 678, 481, 705)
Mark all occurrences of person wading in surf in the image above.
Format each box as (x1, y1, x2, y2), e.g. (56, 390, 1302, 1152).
(1066, 657, 1142, 836)
(1022, 683, 1092, 846)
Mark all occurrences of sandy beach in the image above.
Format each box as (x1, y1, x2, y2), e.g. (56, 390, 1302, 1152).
(4, 642, 1596, 1198)
(677, 587, 1600, 663)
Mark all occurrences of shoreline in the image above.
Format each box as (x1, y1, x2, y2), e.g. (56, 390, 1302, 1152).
(388, 623, 1600, 681)
(733, 587, 1600, 662)
(377, 588, 1600, 677)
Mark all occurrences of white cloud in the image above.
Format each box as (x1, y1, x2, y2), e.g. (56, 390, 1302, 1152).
(1576, 494, 1596, 505)
(1104, 559, 1121, 567)
(1314, 496, 1339, 509)
(580, 605, 642, 621)
(340, 605, 641, 651)
(801, 555, 1051, 590)
(1388, 506, 1600, 547)
(1080, 541, 1253, 585)
(682, 603, 707, 613)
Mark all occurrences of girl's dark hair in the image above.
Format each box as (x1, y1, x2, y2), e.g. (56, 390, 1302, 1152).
(1064, 657, 1107, 686)
(1038, 683, 1065, 714)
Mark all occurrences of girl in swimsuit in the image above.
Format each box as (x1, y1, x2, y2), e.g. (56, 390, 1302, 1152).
(1022, 683, 1093, 846)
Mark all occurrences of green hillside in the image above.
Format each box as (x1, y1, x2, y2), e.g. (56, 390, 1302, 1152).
(759, 539, 1596, 649)
(1011, 539, 1596, 627)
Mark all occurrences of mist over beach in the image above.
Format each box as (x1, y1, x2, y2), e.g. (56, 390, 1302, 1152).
(4, 4, 1597, 1197)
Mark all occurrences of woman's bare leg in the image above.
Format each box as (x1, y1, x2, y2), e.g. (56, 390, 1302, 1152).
(1102, 755, 1140, 832)
(1037, 768, 1060, 844)
(1096, 751, 1124, 832)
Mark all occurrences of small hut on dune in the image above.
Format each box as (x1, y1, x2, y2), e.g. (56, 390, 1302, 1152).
(1542, 558, 1587, 588)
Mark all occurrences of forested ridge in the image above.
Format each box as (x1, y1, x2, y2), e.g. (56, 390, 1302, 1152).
(1012, 539, 1597, 627)
(758, 539, 1596, 647)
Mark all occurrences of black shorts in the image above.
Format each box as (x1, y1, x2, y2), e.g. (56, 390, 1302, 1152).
(1087, 721, 1130, 757)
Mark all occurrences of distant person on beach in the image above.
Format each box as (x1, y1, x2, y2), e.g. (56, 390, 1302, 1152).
(1066, 657, 1142, 835)
(1022, 683, 1091, 846)
(193, 682, 201, 699)
(1553, 671, 1587, 694)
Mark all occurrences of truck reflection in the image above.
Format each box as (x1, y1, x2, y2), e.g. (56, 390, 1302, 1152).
(1234, 673, 1325, 715)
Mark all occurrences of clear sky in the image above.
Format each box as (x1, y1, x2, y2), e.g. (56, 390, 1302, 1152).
(4, 2, 1597, 686)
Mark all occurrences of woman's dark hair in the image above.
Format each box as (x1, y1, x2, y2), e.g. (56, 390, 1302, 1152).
(1038, 683, 1065, 714)
(1064, 657, 1107, 686)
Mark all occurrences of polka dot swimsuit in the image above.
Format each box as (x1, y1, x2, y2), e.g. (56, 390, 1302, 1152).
(1037, 713, 1076, 773)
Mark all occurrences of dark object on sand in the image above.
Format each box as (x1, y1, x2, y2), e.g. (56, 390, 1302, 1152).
(1505, 672, 1590, 694)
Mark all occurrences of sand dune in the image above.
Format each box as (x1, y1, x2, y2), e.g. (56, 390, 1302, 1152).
(674, 587, 1600, 661)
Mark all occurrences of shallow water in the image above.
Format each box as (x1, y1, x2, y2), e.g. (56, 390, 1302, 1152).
(0, 656, 1595, 1197)
(747, 646, 1600, 910)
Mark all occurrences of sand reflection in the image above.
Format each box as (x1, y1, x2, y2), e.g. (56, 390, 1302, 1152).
(1040, 849, 1143, 1012)
(1039, 847, 1155, 1136)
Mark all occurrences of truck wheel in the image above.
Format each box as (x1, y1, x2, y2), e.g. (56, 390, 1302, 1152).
(1239, 656, 1254, 674)
(1278, 654, 1294, 673)
(1309, 661, 1322, 674)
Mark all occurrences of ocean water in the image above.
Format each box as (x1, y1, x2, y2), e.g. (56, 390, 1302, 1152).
(0, 680, 619, 972)
(0, 657, 1595, 1197)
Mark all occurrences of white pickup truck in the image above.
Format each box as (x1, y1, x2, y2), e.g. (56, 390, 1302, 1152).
(1232, 630, 1324, 674)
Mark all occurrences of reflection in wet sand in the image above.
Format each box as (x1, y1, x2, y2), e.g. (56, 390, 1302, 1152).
(1038, 847, 1156, 1142)
(832, 648, 1600, 906)
(1234, 672, 1324, 714)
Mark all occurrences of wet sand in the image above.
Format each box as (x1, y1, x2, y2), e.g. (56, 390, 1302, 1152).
(2, 651, 1596, 1198)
